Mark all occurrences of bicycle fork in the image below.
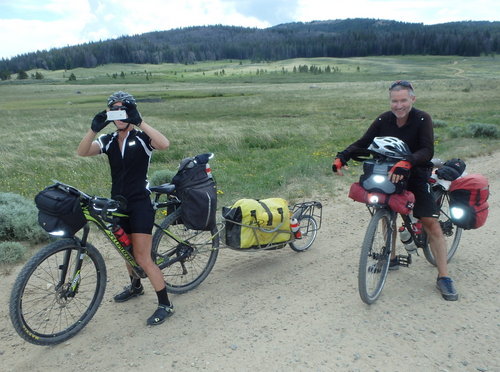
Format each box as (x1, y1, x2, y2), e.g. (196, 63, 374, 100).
(55, 225, 91, 301)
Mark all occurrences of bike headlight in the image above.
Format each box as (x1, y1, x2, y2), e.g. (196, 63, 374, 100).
(49, 230, 67, 236)
(373, 175, 386, 184)
(450, 206, 465, 220)
(368, 194, 379, 204)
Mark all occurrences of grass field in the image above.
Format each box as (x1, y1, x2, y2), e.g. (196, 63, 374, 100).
(1, 55, 499, 207)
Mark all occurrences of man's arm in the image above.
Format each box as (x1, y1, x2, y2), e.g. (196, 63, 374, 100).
(408, 112, 434, 166)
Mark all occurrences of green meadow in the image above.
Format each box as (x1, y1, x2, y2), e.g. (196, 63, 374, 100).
(1, 56, 499, 207)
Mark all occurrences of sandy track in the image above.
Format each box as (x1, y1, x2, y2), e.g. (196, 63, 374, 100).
(1, 153, 499, 372)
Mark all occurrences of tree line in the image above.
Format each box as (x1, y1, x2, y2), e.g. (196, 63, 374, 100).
(1, 18, 499, 76)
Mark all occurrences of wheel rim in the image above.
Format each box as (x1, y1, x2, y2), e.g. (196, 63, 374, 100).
(17, 247, 101, 339)
(290, 216, 317, 251)
(359, 210, 392, 303)
(155, 223, 218, 291)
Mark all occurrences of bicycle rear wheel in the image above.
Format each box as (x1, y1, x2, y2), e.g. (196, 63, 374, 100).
(358, 208, 393, 304)
(152, 208, 219, 294)
(9, 239, 106, 345)
(423, 192, 463, 266)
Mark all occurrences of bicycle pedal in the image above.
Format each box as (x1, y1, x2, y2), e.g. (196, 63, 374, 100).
(397, 254, 412, 267)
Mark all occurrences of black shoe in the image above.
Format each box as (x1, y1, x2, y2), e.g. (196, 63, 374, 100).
(147, 304, 174, 326)
(436, 276, 458, 301)
(389, 257, 399, 271)
(114, 284, 144, 303)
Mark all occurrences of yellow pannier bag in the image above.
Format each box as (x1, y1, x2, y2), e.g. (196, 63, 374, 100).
(223, 198, 291, 249)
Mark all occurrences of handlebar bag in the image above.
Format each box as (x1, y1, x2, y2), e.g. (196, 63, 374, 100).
(360, 159, 407, 194)
(172, 160, 217, 231)
(448, 174, 489, 229)
(349, 182, 415, 215)
(34, 186, 86, 236)
(223, 198, 291, 249)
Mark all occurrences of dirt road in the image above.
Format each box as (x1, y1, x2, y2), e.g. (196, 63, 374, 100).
(1, 153, 499, 372)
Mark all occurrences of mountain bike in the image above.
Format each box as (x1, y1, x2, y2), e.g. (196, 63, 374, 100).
(354, 156, 463, 304)
(10, 163, 219, 346)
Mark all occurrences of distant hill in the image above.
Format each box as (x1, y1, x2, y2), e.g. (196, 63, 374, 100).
(1, 18, 499, 75)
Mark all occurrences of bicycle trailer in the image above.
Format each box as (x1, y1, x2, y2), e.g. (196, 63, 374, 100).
(222, 198, 292, 249)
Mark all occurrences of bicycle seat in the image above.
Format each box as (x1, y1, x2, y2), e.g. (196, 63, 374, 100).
(91, 197, 122, 211)
(150, 183, 176, 195)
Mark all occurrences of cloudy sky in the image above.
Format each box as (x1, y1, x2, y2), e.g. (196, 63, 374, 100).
(1, 0, 499, 59)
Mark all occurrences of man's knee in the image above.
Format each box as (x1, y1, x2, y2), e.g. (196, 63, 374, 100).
(421, 217, 442, 236)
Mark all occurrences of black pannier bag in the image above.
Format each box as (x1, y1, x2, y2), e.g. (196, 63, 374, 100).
(172, 155, 217, 231)
(34, 185, 86, 237)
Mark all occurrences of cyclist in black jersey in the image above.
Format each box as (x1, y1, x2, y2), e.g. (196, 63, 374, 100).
(77, 91, 175, 324)
(332, 81, 458, 301)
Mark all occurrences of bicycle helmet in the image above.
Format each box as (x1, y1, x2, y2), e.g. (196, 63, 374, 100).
(368, 136, 411, 160)
(107, 91, 136, 107)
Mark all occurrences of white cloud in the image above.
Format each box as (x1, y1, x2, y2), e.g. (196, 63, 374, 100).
(294, 0, 500, 24)
(0, 0, 499, 59)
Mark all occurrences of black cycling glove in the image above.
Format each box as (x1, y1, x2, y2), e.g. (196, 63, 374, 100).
(91, 110, 110, 133)
(121, 101, 142, 126)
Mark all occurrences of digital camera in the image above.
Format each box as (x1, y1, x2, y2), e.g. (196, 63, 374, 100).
(106, 109, 127, 121)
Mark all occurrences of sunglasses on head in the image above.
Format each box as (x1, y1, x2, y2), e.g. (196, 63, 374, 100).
(389, 80, 414, 91)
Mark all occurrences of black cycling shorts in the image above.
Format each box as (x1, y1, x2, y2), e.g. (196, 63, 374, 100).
(407, 168, 439, 219)
(118, 197, 155, 235)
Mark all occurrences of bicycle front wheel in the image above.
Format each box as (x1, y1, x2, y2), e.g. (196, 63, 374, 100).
(358, 208, 393, 305)
(152, 208, 219, 294)
(423, 192, 463, 266)
(9, 239, 106, 346)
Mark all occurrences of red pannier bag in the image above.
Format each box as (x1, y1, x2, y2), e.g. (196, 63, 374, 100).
(348, 182, 415, 215)
(449, 174, 489, 229)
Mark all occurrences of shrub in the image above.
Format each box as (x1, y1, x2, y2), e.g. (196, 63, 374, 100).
(433, 119, 447, 128)
(0, 192, 48, 244)
(466, 123, 499, 138)
(150, 170, 176, 186)
(0, 241, 28, 263)
(449, 126, 467, 138)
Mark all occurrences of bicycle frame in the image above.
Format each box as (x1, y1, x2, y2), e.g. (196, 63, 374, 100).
(82, 194, 208, 276)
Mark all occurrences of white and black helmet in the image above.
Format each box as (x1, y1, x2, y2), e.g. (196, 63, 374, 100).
(368, 136, 411, 159)
(107, 91, 136, 107)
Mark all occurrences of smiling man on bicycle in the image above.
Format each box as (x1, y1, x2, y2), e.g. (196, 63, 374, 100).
(332, 80, 458, 301)
(77, 91, 176, 324)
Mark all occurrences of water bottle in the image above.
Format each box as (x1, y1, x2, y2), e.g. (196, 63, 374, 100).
(290, 218, 302, 239)
(112, 225, 132, 252)
(205, 163, 213, 179)
(409, 214, 421, 233)
(399, 225, 417, 253)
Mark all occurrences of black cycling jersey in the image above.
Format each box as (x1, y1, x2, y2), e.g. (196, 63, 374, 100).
(338, 107, 438, 218)
(97, 129, 154, 201)
(340, 107, 434, 168)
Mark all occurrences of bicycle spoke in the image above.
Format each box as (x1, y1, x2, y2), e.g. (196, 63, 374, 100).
(9, 241, 106, 345)
(152, 209, 219, 294)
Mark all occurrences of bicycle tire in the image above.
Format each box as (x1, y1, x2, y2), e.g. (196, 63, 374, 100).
(289, 215, 318, 252)
(9, 239, 106, 346)
(423, 192, 463, 266)
(358, 208, 393, 304)
(152, 208, 219, 294)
